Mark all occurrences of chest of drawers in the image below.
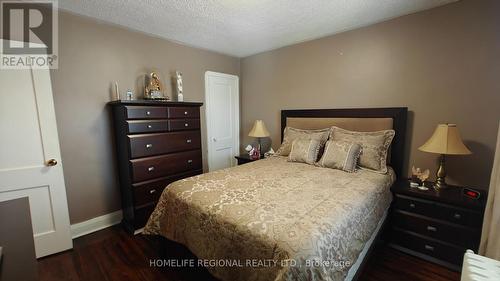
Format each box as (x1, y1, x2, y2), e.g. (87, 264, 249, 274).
(109, 100, 203, 233)
(388, 181, 487, 271)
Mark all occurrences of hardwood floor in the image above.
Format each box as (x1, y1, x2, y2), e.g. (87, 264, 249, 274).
(360, 245, 460, 281)
(38, 225, 460, 281)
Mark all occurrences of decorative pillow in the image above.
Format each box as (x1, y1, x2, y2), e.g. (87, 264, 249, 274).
(288, 139, 321, 165)
(317, 140, 362, 172)
(329, 126, 395, 174)
(276, 127, 330, 157)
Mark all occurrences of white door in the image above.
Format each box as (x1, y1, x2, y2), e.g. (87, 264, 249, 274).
(0, 48, 73, 257)
(205, 71, 239, 171)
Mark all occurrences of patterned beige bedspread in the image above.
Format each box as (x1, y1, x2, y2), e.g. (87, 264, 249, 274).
(144, 156, 395, 281)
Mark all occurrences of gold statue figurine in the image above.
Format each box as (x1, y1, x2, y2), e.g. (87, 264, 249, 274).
(144, 72, 169, 100)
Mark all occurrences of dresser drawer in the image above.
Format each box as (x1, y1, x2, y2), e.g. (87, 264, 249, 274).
(394, 194, 483, 228)
(133, 178, 166, 207)
(394, 195, 435, 217)
(130, 150, 202, 182)
(129, 131, 201, 158)
(391, 229, 465, 266)
(127, 120, 169, 134)
(125, 106, 167, 119)
(168, 119, 200, 131)
(434, 206, 483, 228)
(167, 107, 200, 119)
(132, 169, 202, 206)
(392, 210, 480, 249)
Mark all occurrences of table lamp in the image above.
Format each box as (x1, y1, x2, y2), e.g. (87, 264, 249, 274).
(248, 120, 270, 157)
(419, 124, 471, 189)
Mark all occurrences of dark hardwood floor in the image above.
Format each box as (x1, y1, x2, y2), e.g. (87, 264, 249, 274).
(38, 225, 460, 281)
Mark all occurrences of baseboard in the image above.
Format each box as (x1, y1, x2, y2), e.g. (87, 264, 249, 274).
(134, 227, 144, 235)
(70, 210, 123, 239)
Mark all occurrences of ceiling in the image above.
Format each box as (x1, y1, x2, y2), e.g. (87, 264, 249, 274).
(59, 0, 457, 57)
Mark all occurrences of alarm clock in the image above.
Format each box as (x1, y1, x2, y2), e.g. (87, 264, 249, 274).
(463, 188, 481, 199)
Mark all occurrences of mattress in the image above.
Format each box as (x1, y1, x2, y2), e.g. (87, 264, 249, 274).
(144, 156, 395, 281)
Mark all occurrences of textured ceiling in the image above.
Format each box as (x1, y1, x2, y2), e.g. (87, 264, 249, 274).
(59, 0, 457, 57)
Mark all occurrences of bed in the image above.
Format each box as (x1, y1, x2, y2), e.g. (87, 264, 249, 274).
(144, 107, 408, 281)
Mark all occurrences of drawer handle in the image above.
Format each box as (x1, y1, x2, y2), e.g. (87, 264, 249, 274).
(148, 166, 155, 172)
(184, 111, 188, 115)
(187, 159, 193, 164)
(186, 139, 192, 143)
(147, 125, 152, 129)
(149, 189, 156, 194)
(184, 123, 189, 127)
(454, 213, 461, 219)
(145, 144, 153, 148)
(409, 203, 416, 208)
(146, 111, 151, 115)
(424, 245, 434, 251)
(427, 226, 437, 232)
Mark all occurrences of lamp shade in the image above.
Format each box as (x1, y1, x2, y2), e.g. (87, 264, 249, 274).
(419, 124, 471, 155)
(248, 120, 270, 138)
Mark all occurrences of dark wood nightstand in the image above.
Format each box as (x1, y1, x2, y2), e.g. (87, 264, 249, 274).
(388, 180, 487, 271)
(235, 154, 259, 165)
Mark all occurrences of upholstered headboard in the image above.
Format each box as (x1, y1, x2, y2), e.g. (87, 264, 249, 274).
(281, 108, 408, 178)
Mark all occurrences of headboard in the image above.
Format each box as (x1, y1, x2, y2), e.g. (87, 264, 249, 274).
(281, 107, 408, 178)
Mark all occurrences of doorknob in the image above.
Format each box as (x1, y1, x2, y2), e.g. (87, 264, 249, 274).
(213, 138, 217, 142)
(46, 159, 58, 166)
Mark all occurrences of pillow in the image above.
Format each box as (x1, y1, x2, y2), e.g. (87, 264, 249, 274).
(276, 127, 330, 156)
(329, 126, 395, 174)
(288, 139, 322, 165)
(317, 140, 362, 172)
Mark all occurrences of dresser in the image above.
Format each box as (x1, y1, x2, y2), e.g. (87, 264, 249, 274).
(388, 180, 487, 271)
(109, 100, 203, 233)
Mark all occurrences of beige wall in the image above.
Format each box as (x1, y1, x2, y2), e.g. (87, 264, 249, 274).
(241, 0, 500, 190)
(50, 12, 240, 224)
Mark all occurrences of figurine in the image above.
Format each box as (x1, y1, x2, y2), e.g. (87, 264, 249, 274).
(144, 72, 169, 100)
(175, 71, 184, 102)
(411, 166, 430, 190)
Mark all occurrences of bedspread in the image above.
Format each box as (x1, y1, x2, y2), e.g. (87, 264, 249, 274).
(144, 156, 395, 281)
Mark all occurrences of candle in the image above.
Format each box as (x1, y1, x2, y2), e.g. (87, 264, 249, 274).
(114, 82, 120, 100)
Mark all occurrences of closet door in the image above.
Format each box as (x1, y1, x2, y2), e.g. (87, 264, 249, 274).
(205, 71, 239, 171)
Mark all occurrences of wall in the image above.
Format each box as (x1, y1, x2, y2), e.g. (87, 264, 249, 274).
(241, 0, 500, 189)
(50, 12, 240, 224)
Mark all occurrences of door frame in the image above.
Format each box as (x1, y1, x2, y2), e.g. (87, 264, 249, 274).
(204, 71, 240, 171)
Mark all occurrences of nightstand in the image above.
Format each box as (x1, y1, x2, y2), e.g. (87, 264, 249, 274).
(388, 180, 487, 271)
(235, 154, 259, 165)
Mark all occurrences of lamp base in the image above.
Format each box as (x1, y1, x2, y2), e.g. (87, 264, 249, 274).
(433, 178, 448, 189)
(433, 154, 448, 190)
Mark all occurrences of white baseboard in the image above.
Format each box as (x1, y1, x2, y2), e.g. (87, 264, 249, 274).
(70, 210, 123, 239)
(134, 227, 144, 235)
